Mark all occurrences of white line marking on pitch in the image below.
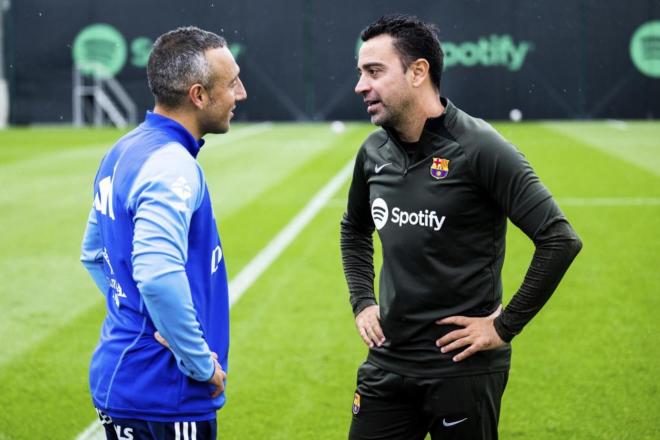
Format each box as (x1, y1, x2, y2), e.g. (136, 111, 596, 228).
(203, 122, 273, 148)
(605, 119, 628, 130)
(75, 159, 354, 440)
(558, 197, 660, 206)
(228, 160, 353, 305)
(74, 421, 104, 440)
(326, 197, 660, 209)
(0, 123, 274, 175)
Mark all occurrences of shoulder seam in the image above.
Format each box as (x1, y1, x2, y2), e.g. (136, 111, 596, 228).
(442, 121, 479, 184)
(125, 143, 204, 214)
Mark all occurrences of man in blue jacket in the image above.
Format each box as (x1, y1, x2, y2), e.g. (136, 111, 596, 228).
(80, 26, 246, 439)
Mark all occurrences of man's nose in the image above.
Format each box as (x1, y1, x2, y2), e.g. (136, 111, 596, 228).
(236, 78, 247, 101)
(355, 75, 369, 95)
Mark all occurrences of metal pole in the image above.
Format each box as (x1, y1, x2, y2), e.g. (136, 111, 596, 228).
(73, 65, 82, 126)
(94, 74, 102, 126)
(0, 0, 11, 128)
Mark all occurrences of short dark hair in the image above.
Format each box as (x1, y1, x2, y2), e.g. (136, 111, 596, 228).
(361, 15, 443, 91)
(147, 26, 226, 108)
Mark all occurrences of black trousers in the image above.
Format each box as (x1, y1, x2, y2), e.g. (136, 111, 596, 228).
(349, 362, 508, 440)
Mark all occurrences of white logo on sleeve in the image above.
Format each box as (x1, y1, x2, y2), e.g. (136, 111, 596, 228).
(371, 197, 446, 231)
(170, 176, 192, 211)
(371, 198, 389, 230)
(171, 177, 192, 200)
(94, 175, 115, 220)
(211, 245, 223, 274)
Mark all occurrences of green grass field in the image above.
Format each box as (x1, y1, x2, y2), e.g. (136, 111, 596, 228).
(0, 120, 658, 439)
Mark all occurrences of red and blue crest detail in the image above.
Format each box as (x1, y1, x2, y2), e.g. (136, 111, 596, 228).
(430, 157, 449, 180)
(352, 393, 361, 414)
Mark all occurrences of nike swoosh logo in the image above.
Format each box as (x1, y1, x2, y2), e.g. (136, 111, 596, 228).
(442, 417, 468, 427)
(375, 163, 392, 173)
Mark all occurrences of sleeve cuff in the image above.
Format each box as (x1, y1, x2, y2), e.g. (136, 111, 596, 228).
(202, 357, 216, 382)
(352, 297, 377, 317)
(493, 315, 517, 343)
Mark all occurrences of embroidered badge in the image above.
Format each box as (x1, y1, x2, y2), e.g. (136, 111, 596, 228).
(352, 393, 361, 415)
(430, 157, 449, 180)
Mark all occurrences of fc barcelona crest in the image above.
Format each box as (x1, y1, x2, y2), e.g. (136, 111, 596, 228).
(352, 393, 361, 415)
(430, 157, 449, 180)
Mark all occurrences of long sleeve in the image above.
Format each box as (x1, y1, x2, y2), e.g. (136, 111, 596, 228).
(129, 144, 214, 382)
(80, 207, 111, 295)
(494, 219, 582, 342)
(340, 148, 377, 316)
(466, 133, 582, 342)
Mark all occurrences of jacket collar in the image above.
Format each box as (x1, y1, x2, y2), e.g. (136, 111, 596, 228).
(384, 97, 458, 161)
(142, 111, 205, 158)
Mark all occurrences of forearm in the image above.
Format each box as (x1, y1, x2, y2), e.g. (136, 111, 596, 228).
(80, 208, 109, 295)
(82, 260, 110, 294)
(137, 269, 215, 381)
(340, 215, 377, 316)
(494, 220, 583, 342)
(129, 153, 214, 381)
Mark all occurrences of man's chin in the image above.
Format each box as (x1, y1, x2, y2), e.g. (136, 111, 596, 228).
(209, 124, 230, 135)
(370, 114, 388, 127)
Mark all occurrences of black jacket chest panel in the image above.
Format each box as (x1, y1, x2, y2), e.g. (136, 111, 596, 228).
(365, 137, 502, 251)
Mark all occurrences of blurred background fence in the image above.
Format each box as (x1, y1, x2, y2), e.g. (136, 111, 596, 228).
(2, 0, 659, 125)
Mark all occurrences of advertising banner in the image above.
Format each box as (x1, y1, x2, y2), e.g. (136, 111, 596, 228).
(6, 0, 659, 123)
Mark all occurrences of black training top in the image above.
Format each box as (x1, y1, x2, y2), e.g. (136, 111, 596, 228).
(340, 98, 581, 378)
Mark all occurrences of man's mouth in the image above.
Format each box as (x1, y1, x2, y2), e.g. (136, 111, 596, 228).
(365, 99, 381, 113)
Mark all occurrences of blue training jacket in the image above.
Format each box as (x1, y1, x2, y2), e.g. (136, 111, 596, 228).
(80, 112, 229, 421)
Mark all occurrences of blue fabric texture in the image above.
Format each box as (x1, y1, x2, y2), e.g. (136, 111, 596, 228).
(80, 112, 230, 421)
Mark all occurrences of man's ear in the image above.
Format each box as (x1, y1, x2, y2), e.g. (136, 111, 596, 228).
(409, 58, 430, 88)
(188, 84, 206, 109)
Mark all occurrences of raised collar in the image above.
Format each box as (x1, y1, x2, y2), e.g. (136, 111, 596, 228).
(142, 111, 205, 158)
(423, 97, 456, 135)
(383, 97, 458, 161)
(384, 97, 457, 143)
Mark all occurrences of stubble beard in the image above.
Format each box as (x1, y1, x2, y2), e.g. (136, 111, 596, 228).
(371, 104, 394, 127)
(372, 105, 404, 130)
(378, 94, 413, 133)
(202, 96, 231, 135)
(200, 117, 229, 135)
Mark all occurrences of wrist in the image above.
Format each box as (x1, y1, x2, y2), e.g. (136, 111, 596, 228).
(203, 357, 216, 382)
(493, 315, 516, 343)
(353, 298, 377, 317)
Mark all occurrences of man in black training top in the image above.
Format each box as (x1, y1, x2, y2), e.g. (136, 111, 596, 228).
(341, 15, 582, 440)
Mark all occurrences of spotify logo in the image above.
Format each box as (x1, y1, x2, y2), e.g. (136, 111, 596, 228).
(371, 198, 389, 230)
(630, 21, 660, 78)
(370, 198, 447, 232)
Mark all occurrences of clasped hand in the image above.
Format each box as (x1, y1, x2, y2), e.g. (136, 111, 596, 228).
(355, 304, 507, 362)
(154, 331, 226, 397)
(435, 305, 506, 362)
